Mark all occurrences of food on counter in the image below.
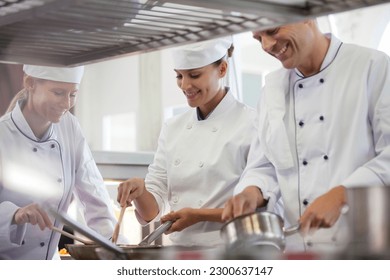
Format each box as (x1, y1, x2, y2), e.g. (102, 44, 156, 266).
(59, 248, 68, 255)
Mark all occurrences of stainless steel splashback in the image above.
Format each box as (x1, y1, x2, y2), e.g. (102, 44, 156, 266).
(92, 150, 154, 180)
(1, 0, 388, 66)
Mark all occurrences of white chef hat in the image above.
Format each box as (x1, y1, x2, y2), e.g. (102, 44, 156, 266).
(23, 64, 85, 84)
(173, 37, 233, 70)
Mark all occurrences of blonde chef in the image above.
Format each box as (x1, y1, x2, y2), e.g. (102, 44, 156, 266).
(117, 38, 256, 246)
(0, 65, 119, 259)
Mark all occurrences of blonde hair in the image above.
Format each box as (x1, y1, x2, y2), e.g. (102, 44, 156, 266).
(6, 88, 27, 114)
(5, 74, 40, 114)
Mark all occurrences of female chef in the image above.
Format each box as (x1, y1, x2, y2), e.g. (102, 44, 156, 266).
(117, 38, 257, 246)
(0, 65, 118, 259)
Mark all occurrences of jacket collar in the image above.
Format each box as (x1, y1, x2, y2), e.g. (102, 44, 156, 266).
(295, 33, 343, 77)
(11, 100, 53, 142)
(195, 87, 235, 121)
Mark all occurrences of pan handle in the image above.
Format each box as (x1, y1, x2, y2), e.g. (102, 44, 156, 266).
(265, 192, 278, 212)
(138, 220, 173, 246)
(283, 224, 300, 236)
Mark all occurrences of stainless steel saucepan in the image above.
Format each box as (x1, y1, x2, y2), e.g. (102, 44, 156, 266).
(220, 194, 299, 252)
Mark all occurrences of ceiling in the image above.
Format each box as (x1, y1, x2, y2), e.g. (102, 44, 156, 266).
(0, 0, 389, 66)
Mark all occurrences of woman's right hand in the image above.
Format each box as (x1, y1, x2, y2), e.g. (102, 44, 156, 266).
(117, 177, 146, 207)
(13, 203, 53, 230)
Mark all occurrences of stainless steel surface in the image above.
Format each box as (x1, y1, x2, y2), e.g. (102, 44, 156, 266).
(1, 0, 389, 66)
(345, 185, 390, 257)
(221, 211, 286, 251)
(92, 151, 153, 180)
(138, 220, 173, 246)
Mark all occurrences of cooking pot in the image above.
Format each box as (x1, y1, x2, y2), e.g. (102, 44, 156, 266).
(220, 194, 299, 252)
(344, 185, 390, 257)
(220, 211, 299, 252)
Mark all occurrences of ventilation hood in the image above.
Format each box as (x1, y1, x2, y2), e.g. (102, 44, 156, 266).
(0, 0, 389, 66)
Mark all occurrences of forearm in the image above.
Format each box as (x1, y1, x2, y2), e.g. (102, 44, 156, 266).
(192, 208, 224, 223)
(134, 191, 159, 222)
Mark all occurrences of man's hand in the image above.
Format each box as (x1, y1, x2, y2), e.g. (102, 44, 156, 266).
(299, 185, 346, 235)
(222, 186, 265, 221)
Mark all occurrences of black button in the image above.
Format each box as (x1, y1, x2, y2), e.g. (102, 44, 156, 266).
(57, 178, 62, 183)
(303, 199, 309, 206)
(319, 115, 324, 121)
(331, 236, 337, 242)
(22, 240, 25, 245)
(302, 160, 308, 166)
(51, 144, 55, 148)
(33, 148, 37, 152)
(306, 241, 313, 247)
(298, 84, 303, 88)
(323, 155, 329, 160)
(298, 121, 304, 127)
(40, 242, 45, 247)
(319, 78, 324, 83)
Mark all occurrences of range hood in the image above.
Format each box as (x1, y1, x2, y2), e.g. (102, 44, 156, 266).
(0, 0, 388, 66)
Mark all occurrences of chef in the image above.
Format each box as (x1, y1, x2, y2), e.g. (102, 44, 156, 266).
(0, 65, 119, 259)
(222, 19, 390, 253)
(117, 37, 257, 246)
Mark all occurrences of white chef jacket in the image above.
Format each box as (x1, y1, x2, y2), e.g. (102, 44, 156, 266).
(137, 91, 256, 246)
(235, 35, 390, 253)
(0, 101, 117, 260)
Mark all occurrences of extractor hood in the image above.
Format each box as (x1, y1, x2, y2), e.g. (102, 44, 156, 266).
(0, 0, 388, 66)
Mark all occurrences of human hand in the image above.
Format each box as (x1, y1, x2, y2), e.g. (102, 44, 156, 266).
(299, 185, 347, 236)
(117, 177, 146, 207)
(221, 186, 265, 222)
(13, 203, 52, 230)
(160, 208, 198, 234)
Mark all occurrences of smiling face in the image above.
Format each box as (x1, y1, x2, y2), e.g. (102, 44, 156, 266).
(26, 77, 79, 124)
(175, 60, 227, 117)
(252, 21, 317, 73)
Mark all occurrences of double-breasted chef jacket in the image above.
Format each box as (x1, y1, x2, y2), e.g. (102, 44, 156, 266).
(235, 34, 390, 253)
(0, 101, 117, 259)
(137, 90, 256, 246)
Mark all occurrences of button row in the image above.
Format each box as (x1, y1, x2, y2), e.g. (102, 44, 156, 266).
(32, 144, 57, 152)
(297, 78, 325, 89)
(186, 124, 218, 132)
(174, 159, 205, 168)
(298, 116, 325, 127)
(21, 240, 46, 247)
(301, 155, 329, 166)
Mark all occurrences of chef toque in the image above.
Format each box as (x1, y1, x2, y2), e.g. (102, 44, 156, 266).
(23, 64, 85, 84)
(173, 37, 232, 70)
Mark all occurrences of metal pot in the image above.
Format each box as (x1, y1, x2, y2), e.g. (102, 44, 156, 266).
(220, 211, 299, 252)
(221, 193, 299, 253)
(345, 185, 390, 257)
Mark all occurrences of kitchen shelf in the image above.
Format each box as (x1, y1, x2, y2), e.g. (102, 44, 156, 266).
(0, 0, 389, 66)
